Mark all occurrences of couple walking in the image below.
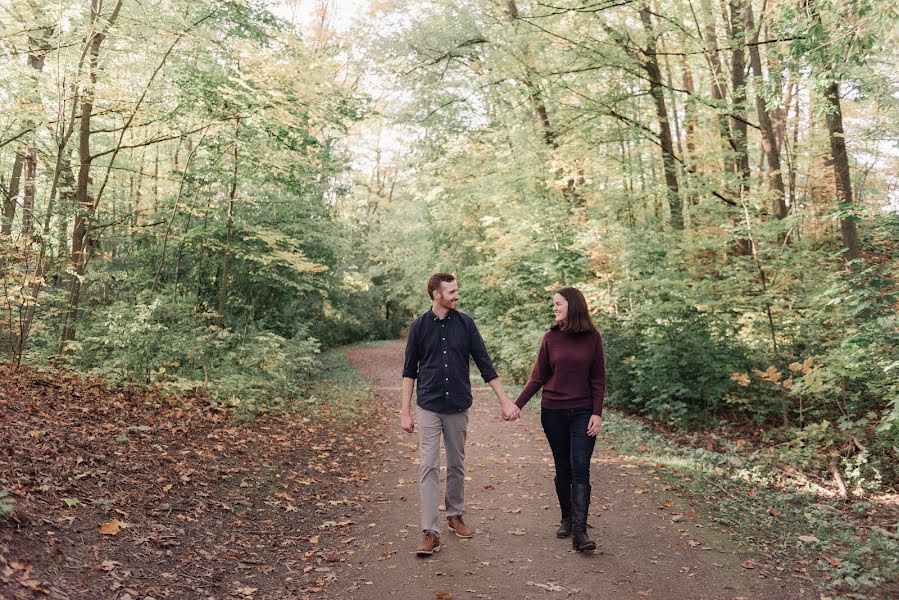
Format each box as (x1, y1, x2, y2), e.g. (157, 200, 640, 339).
(400, 273, 605, 556)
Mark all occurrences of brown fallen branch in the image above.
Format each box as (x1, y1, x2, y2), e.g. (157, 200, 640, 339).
(830, 458, 848, 498)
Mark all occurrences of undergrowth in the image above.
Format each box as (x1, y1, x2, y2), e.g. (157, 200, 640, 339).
(602, 411, 899, 600)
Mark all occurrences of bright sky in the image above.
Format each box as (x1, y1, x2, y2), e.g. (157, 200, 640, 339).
(269, 0, 372, 34)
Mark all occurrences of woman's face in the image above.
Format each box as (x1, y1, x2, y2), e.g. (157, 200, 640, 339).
(552, 293, 568, 323)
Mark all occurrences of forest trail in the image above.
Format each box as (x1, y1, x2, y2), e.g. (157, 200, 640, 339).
(330, 341, 815, 600)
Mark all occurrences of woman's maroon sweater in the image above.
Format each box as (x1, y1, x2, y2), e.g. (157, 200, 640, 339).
(514, 328, 606, 416)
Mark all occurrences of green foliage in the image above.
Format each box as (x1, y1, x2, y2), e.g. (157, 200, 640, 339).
(347, 0, 899, 498)
(604, 309, 750, 426)
(0, 490, 14, 522)
(0, 0, 401, 407)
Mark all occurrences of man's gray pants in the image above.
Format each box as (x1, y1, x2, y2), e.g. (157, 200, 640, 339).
(417, 407, 469, 536)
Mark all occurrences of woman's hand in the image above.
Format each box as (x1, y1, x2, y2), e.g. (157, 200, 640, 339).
(587, 415, 602, 437)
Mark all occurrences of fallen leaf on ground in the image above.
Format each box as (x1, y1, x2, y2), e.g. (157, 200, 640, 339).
(741, 561, 755, 569)
(99, 519, 128, 535)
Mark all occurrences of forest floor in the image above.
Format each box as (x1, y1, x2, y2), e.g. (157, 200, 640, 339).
(2, 341, 896, 599)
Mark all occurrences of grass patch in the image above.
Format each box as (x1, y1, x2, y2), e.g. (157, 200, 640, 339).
(230, 346, 373, 421)
(0, 490, 14, 522)
(297, 347, 374, 423)
(601, 411, 899, 600)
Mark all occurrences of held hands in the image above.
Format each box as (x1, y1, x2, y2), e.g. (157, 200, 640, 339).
(500, 400, 521, 422)
(587, 415, 602, 437)
(401, 412, 415, 433)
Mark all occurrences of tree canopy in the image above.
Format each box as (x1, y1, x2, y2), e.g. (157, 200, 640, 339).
(1, 0, 897, 492)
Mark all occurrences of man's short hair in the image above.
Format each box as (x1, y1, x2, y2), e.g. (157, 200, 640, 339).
(427, 272, 456, 300)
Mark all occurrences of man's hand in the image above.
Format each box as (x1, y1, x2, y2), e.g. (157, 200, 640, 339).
(401, 412, 415, 433)
(587, 415, 602, 437)
(500, 400, 520, 422)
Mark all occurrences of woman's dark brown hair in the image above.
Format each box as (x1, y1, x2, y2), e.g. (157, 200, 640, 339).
(553, 287, 598, 334)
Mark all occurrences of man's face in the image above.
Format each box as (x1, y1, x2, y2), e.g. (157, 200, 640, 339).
(434, 280, 460, 310)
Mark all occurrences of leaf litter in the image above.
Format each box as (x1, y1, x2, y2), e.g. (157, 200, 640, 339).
(0, 362, 386, 599)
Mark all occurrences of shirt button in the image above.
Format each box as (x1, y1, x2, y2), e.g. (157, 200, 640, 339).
(445, 378, 448, 381)
(442, 338, 445, 340)
(444, 364, 448, 367)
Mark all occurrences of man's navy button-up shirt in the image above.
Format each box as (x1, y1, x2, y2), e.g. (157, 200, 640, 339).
(402, 309, 499, 414)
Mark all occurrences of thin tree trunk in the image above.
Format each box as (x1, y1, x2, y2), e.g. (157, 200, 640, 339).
(786, 92, 800, 212)
(20, 146, 37, 237)
(215, 118, 240, 327)
(700, 0, 736, 178)
(823, 80, 860, 261)
(2, 151, 24, 236)
(640, 7, 683, 229)
(728, 0, 750, 194)
(681, 56, 700, 206)
(153, 145, 160, 215)
(60, 0, 124, 351)
(56, 161, 75, 262)
(6, 24, 54, 239)
(746, 3, 788, 218)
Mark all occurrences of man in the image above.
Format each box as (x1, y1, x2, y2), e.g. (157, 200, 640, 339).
(401, 272, 520, 556)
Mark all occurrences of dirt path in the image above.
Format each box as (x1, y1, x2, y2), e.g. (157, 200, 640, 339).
(330, 341, 815, 600)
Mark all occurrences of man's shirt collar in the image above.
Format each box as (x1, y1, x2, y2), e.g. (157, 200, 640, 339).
(428, 308, 456, 322)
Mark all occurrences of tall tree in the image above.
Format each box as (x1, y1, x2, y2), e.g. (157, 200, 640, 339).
(640, 6, 683, 229)
(746, 1, 788, 218)
(60, 0, 125, 349)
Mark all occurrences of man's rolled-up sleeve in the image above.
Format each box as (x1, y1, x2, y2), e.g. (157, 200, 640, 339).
(402, 321, 420, 379)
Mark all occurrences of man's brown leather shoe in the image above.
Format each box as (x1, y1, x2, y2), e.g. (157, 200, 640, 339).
(416, 531, 441, 556)
(447, 515, 473, 538)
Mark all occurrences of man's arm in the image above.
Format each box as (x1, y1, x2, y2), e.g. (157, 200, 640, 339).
(487, 377, 520, 421)
(401, 321, 419, 433)
(401, 377, 416, 433)
(467, 316, 519, 421)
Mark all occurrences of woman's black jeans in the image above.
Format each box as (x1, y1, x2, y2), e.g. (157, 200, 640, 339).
(541, 405, 596, 486)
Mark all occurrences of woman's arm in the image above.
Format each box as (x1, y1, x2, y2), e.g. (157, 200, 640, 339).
(515, 334, 551, 409)
(589, 332, 606, 416)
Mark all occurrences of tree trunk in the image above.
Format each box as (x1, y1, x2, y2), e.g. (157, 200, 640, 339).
(680, 54, 700, 206)
(2, 150, 24, 236)
(640, 7, 683, 229)
(216, 119, 240, 327)
(60, 0, 124, 351)
(746, 4, 788, 218)
(507, 1, 556, 147)
(823, 80, 860, 261)
(700, 0, 736, 178)
(727, 0, 750, 194)
(20, 146, 37, 237)
(9, 24, 53, 240)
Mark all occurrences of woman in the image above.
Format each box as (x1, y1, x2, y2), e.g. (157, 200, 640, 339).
(515, 287, 605, 552)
